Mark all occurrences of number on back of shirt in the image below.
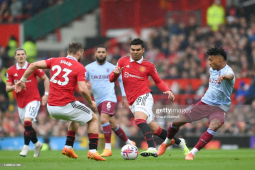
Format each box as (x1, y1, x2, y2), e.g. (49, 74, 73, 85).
(50, 65, 72, 86)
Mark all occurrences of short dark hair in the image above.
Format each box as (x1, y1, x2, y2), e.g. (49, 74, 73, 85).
(15, 47, 26, 55)
(207, 46, 227, 61)
(130, 38, 144, 48)
(68, 42, 83, 54)
(96, 45, 107, 51)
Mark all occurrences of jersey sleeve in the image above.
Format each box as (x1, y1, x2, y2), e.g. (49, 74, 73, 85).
(109, 58, 123, 82)
(45, 58, 53, 69)
(224, 68, 234, 76)
(149, 64, 170, 92)
(85, 66, 89, 81)
(35, 69, 45, 78)
(6, 69, 13, 83)
(117, 73, 126, 96)
(77, 66, 86, 81)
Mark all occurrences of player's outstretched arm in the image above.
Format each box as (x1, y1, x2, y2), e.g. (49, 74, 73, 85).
(40, 74, 50, 105)
(217, 73, 234, 84)
(78, 81, 97, 111)
(15, 60, 48, 93)
(109, 67, 122, 82)
(150, 66, 174, 100)
(163, 91, 175, 100)
(6, 82, 15, 92)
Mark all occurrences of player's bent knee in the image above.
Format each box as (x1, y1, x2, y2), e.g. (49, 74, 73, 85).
(209, 121, 223, 131)
(100, 113, 110, 124)
(91, 113, 98, 122)
(172, 121, 184, 127)
(110, 122, 118, 130)
(24, 117, 33, 122)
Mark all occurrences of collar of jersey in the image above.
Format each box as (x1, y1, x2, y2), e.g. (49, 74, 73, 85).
(130, 56, 143, 64)
(16, 61, 28, 70)
(66, 55, 77, 61)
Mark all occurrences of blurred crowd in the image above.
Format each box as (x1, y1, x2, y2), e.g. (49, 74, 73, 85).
(0, 0, 65, 23)
(1, 1, 255, 139)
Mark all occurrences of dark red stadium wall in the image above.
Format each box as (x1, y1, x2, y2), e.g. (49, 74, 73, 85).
(100, 0, 226, 36)
(0, 24, 20, 47)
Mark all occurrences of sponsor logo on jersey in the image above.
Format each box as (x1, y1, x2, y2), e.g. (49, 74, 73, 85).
(139, 66, 146, 72)
(124, 72, 143, 79)
(91, 75, 109, 79)
(14, 73, 18, 76)
(209, 78, 218, 84)
(126, 65, 130, 68)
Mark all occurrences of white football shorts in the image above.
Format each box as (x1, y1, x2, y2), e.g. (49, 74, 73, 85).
(18, 100, 41, 124)
(129, 92, 155, 124)
(47, 101, 93, 126)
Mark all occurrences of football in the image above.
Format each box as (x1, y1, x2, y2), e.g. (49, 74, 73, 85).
(121, 144, 139, 160)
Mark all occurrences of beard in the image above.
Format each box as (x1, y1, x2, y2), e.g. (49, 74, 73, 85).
(96, 56, 106, 64)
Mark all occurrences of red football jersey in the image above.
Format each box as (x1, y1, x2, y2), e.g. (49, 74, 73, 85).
(45, 56, 86, 106)
(7, 62, 45, 108)
(109, 56, 170, 105)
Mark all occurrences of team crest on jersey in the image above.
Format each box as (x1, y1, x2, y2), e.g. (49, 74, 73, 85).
(139, 66, 146, 73)
(107, 68, 109, 72)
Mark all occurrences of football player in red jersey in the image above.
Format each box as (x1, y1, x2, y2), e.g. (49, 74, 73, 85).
(6, 48, 50, 157)
(109, 38, 189, 157)
(15, 42, 106, 161)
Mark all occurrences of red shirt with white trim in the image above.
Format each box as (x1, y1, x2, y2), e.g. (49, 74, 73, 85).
(109, 56, 170, 105)
(45, 56, 86, 106)
(6, 61, 45, 108)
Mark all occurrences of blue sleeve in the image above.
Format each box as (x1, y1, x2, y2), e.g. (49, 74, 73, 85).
(85, 66, 89, 81)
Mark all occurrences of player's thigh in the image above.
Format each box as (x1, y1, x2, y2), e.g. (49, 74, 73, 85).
(98, 101, 117, 116)
(133, 93, 154, 124)
(208, 107, 226, 130)
(180, 101, 208, 123)
(18, 107, 25, 124)
(47, 101, 93, 126)
(23, 101, 40, 122)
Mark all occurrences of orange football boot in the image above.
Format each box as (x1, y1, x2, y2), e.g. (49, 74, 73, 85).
(185, 152, 194, 160)
(87, 151, 106, 161)
(62, 147, 78, 159)
(131, 141, 136, 146)
(100, 149, 112, 157)
(157, 139, 175, 156)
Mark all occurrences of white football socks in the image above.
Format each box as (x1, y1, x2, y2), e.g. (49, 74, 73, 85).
(89, 149, 96, 153)
(148, 147, 157, 151)
(125, 139, 132, 145)
(164, 138, 172, 145)
(64, 145, 72, 149)
(190, 148, 198, 156)
(105, 143, 111, 150)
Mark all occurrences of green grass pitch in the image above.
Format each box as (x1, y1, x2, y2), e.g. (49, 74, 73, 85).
(0, 149, 254, 170)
